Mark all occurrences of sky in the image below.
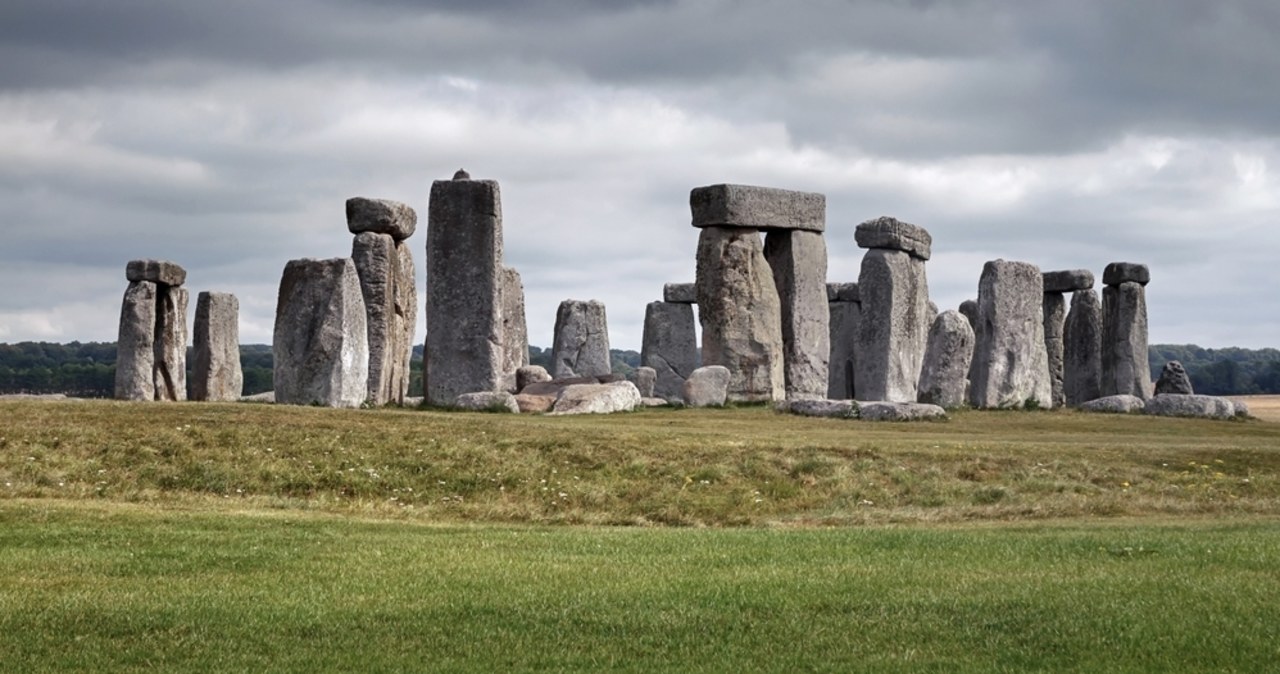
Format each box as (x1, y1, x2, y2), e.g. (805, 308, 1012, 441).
(2, 0, 1278, 350)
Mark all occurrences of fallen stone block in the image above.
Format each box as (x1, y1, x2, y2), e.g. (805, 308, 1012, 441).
(1143, 394, 1242, 420)
(1078, 394, 1145, 414)
(455, 391, 520, 413)
(549, 381, 642, 415)
(682, 365, 730, 407)
(858, 401, 947, 421)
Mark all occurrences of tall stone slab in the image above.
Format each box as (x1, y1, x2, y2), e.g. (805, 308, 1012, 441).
(551, 299, 611, 378)
(969, 260, 1053, 409)
(352, 231, 398, 405)
(641, 301, 699, 401)
(854, 249, 930, 402)
(153, 286, 188, 402)
(192, 291, 243, 402)
(1063, 288, 1103, 406)
(114, 281, 157, 401)
(273, 258, 368, 408)
(827, 283, 860, 400)
(391, 242, 417, 404)
(695, 226, 785, 402)
(426, 172, 504, 405)
(1101, 262, 1152, 400)
(500, 266, 530, 381)
(764, 229, 829, 399)
(1042, 291, 1067, 408)
(917, 310, 975, 409)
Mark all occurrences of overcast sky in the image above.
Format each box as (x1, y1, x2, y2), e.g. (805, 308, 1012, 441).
(2, 1, 1278, 350)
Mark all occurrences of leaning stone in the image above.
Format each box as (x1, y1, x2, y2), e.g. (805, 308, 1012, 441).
(549, 381, 641, 415)
(1063, 288, 1103, 406)
(958, 299, 979, 330)
(1102, 262, 1150, 286)
(1155, 361, 1194, 395)
(917, 310, 975, 409)
(1102, 281, 1152, 399)
(454, 391, 519, 413)
(855, 248, 930, 402)
(682, 365, 730, 407)
(114, 281, 157, 401)
(272, 258, 368, 408)
(663, 283, 697, 304)
(1143, 394, 1240, 420)
(550, 299, 612, 379)
(500, 266, 530, 380)
(827, 296, 860, 399)
(125, 259, 186, 286)
(696, 226, 785, 402)
(1043, 269, 1095, 293)
(516, 365, 552, 391)
(1079, 394, 1145, 414)
(858, 401, 947, 421)
(854, 216, 932, 260)
(969, 260, 1053, 409)
(389, 241, 416, 404)
(641, 302, 699, 401)
(191, 291, 242, 402)
(826, 282, 859, 303)
(352, 232, 398, 405)
(1043, 291, 1067, 408)
(629, 366, 657, 398)
(690, 184, 825, 232)
(346, 197, 417, 241)
(764, 229, 830, 400)
(786, 399, 857, 418)
(153, 286, 188, 402)
(514, 393, 556, 414)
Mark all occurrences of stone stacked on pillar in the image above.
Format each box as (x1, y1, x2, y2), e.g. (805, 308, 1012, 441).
(853, 217, 932, 402)
(348, 197, 418, 405)
(114, 259, 189, 402)
(826, 282, 860, 399)
(1101, 262, 1153, 399)
(1041, 269, 1094, 408)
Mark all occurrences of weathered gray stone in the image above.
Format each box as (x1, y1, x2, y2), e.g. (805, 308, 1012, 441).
(827, 297, 860, 399)
(663, 283, 697, 304)
(500, 266, 530, 387)
(549, 381, 641, 415)
(629, 366, 657, 398)
(958, 299, 979, 330)
(1043, 291, 1067, 408)
(690, 184, 825, 232)
(855, 248, 930, 403)
(153, 286, 188, 402)
(969, 260, 1053, 409)
(516, 365, 552, 391)
(764, 229, 829, 400)
(1154, 361, 1194, 395)
(1233, 399, 1251, 417)
(640, 397, 669, 408)
(917, 310, 975, 409)
(682, 365, 730, 407)
(1063, 288, 1103, 406)
(695, 227, 785, 402)
(1143, 394, 1241, 419)
(1043, 269, 1095, 293)
(826, 282, 859, 303)
(1102, 262, 1150, 286)
(1079, 394, 1145, 414)
(191, 291, 242, 402)
(551, 299, 611, 379)
(426, 175, 504, 405)
(641, 301, 699, 401)
(520, 376, 601, 398)
(352, 232, 398, 405)
(854, 216, 932, 260)
(785, 399, 857, 418)
(454, 391, 519, 413)
(114, 281, 157, 401)
(390, 242, 416, 404)
(272, 258, 368, 408)
(126, 259, 186, 286)
(1102, 281, 1153, 400)
(346, 197, 417, 241)
(514, 393, 556, 413)
(858, 401, 947, 421)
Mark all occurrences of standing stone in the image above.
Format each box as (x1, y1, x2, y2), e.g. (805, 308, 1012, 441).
(682, 365, 731, 407)
(391, 242, 416, 404)
(917, 310, 975, 408)
(641, 301, 699, 401)
(695, 227, 785, 402)
(827, 283, 860, 399)
(272, 258, 368, 408)
(1063, 288, 1103, 406)
(629, 366, 657, 398)
(191, 292, 242, 402)
(958, 299, 979, 330)
(1155, 360, 1194, 395)
(1042, 291, 1067, 408)
(855, 248, 930, 402)
(969, 260, 1052, 409)
(764, 229, 829, 399)
(153, 286, 188, 402)
(1101, 262, 1153, 400)
(500, 266, 530, 388)
(550, 299, 611, 379)
(352, 231, 398, 405)
(426, 173, 504, 405)
(114, 281, 157, 401)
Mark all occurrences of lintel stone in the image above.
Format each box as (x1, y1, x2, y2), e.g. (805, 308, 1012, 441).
(346, 197, 418, 241)
(854, 217, 932, 260)
(689, 184, 825, 232)
(1043, 269, 1096, 293)
(126, 259, 186, 286)
(663, 282, 697, 304)
(1102, 262, 1150, 286)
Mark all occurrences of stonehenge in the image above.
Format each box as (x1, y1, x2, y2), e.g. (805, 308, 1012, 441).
(551, 299, 612, 379)
(854, 217, 932, 403)
(348, 197, 418, 405)
(827, 282, 860, 399)
(1063, 288, 1104, 406)
(917, 310, 975, 409)
(272, 258, 369, 408)
(192, 292, 243, 402)
(969, 260, 1052, 409)
(641, 290, 699, 401)
(114, 259, 189, 402)
(1042, 269, 1095, 408)
(1101, 262, 1153, 400)
(1155, 360, 1194, 395)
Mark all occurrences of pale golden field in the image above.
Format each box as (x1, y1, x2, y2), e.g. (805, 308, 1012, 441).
(1237, 395, 1280, 422)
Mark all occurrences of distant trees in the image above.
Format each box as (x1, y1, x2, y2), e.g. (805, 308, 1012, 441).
(1149, 344, 1280, 395)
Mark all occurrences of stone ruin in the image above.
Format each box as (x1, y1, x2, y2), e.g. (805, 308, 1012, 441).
(853, 217, 932, 402)
(640, 283, 700, 401)
(968, 260, 1052, 408)
(1101, 262, 1153, 399)
(551, 299, 611, 378)
(826, 282, 860, 399)
(348, 197, 418, 405)
(191, 292, 243, 402)
(115, 259, 189, 401)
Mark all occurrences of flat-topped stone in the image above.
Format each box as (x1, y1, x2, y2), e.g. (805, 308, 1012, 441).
(663, 283, 697, 304)
(1043, 269, 1095, 293)
(826, 282, 860, 303)
(1079, 394, 1145, 414)
(854, 217, 932, 261)
(783, 399, 857, 418)
(690, 184, 826, 232)
(455, 391, 519, 413)
(857, 401, 947, 421)
(126, 259, 186, 286)
(346, 197, 417, 241)
(1102, 262, 1150, 286)
(1143, 394, 1242, 420)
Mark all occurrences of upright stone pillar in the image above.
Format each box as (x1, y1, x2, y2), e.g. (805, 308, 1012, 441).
(392, 242, 417, 403)
(114, 280, 157, 401)
(826, 282, 860, 399)
(551, 299, 611, 378)
(1042, 270, 1095, 408)
(500, 266, 530, 390)
(1063, 287, 1103, 405)
(642, 288, 699, 401)
(1101, 262, 1153, 400)
(917, 310, 975, 408)
(192, 291, 243, 402)
(853, 217, 932, 402)
(348, 197, 417, 405)
(114, 259, 188, 402)
(764, 229, 829, 400)
(969, 260, 1052, 409)
(273, 258, 368, 408)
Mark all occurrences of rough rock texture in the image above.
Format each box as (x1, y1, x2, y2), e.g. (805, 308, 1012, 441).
(1102, 262, 1151, 286)
(1079, 394, 1145, 414)
(1043, 269, 1095, 293)
(1155, 360, 1194, 395)
(858, 401, 947, 421)
(969, 260, 1053, 409)
(958, 299, 979, 330)
(827, 296, 860, 399)
(516, 365, 552, 391)
(549, 381, 641, 415)
(520, 376, 601, 397)
(346, 197, 417, 241)
(126, 259, 186, 286)
(352, 231, 399, 405)
(764, 229, 830, 400)
(240, 391, 275, 403)
(854, 216, 932, 260)
(917, 310, 975, 409)
(153, 286, 188, 402)
(641, 397, 669, 407)
(690, 184, 826, 232)
(1102, 282, 1153, 400)
(390, 242, 416, 404)
(500, 266, 530, 388)
(1043, 291, 1068, 408)
(1233, 399, 1252, 417)
(114, 280, 157, 401)
(1063, 288, 1103, 406)
(514, 393, 556, 413)
(1143, 394, 1240, 419)
(426, 175, 504, 405)
(191, 291, 242, 402)
(682, 365, 730, 407)
(272, 258, 369, 408)
(629, 366, 657, 398)
(454, 391, 520, 413)
(663, 283, 697, 304)
(784, 399, 857, 418)
(695, 226, 785, 402)
(855, 248, 930, 403)
(551, 299, 611, 379)
(641, 301, 699, 401)
(826, 282, 859, 303)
